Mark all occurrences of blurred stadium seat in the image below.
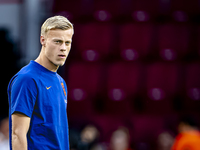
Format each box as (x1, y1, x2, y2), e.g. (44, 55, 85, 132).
(52, 0, 93, 21)
(75, 23, 114, 61)
(158, 23, 190, 61)
(130, 0, 160, 22)
(184, 62, 200, 112)
(104, 61, 142, 115)
(119, 23, 154, 61)
(93, 0, 123, 21)
(131, 116, 164, 144)
(66, 62, 104, 116)
(144, 62, 180, 114)
(170, 0, 200, 22)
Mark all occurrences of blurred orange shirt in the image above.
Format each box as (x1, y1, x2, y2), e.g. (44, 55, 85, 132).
(171, 130, 200, 150)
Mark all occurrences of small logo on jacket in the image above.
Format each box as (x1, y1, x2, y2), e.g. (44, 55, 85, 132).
(46, 86, 51, 90)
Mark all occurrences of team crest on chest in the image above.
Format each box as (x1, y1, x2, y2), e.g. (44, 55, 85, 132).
(61, 82, 67, 97)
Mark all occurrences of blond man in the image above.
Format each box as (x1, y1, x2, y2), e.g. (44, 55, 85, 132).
(7, 16, 74, 150)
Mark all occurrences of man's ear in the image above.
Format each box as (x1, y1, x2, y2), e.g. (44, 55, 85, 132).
(40, 35, 46, 47)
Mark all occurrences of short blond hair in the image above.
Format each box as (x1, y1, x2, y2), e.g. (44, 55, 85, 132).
(41, 15, 73, 36)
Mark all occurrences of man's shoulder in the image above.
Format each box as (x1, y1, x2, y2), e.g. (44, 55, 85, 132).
(8, 70, 38, 94)
(11, 73, 37, 88)
(11, 63, 40, 86)
(17, 62, 40, 79)
(17, 72, 36, 81)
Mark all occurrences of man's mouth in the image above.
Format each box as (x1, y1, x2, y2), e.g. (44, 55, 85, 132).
(58, 55, 66, 58)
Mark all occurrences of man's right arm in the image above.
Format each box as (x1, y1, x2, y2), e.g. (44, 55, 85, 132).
(12, 113, 30, 150)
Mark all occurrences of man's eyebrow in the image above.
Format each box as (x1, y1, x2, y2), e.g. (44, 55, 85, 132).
(66, 40, 72, 42)
(53, 38, 72, 43)
(53, 38, 62, 41)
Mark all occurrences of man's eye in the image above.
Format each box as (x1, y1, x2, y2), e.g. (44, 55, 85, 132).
(55, 40, 61, 44)
(66, 41, 71, 45)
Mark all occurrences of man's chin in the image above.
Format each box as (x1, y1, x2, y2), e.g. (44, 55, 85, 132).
(56, 61, 66, 67)
(51, 61, 65, 68)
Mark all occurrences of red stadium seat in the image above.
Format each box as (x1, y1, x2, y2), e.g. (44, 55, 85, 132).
(104, 61, 142, 115)
(66, 62, 104, 116)
(131, 116, 164, 143)
(184, 62, 200, 112)
(53, 0, 132, 21)
(93, 0, 123, 21)
(170, 0, 200, 22)
(119, 23, 154, 61)
(158, 23, 190, 61)
(75, 23, 114, 61)
(52, 0, 93, 21)
(144, 62, 180, 114)
(130, 0, 160, 22)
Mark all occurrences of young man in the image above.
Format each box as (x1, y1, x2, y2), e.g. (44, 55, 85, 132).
(7, 16, 74, 150)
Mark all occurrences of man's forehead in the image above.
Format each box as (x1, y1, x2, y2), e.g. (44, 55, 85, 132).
(46, 28, 73, 38)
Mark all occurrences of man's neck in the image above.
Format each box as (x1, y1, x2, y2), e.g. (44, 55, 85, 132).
(35, 49, 59, 72)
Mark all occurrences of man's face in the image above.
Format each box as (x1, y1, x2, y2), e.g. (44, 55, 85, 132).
(41, 28, 73, 67)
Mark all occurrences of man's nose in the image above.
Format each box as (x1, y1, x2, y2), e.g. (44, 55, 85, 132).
(60, 43, 67, 51)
